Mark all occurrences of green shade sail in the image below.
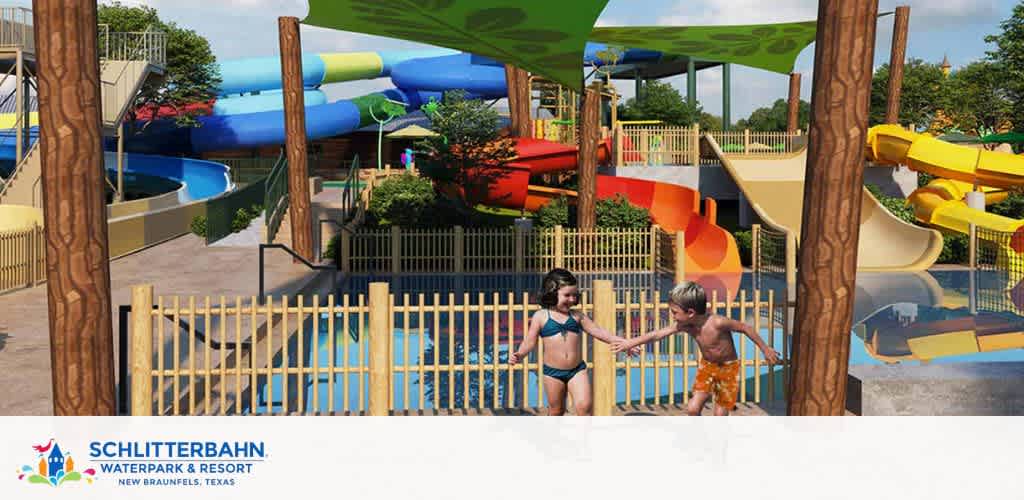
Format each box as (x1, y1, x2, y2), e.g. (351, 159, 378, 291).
(591, 13, 892, 75)
(981, 132, 1024, 144)
(302, 0, 611, 90)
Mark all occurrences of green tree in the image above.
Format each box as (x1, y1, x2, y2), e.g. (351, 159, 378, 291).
(735, 98, 810, 131)
(416, 90, 516, 206)
(368, 98, 407, 169)
(699, 112, 722, 131)
(617, 80, 701, 125)
(869, 59, 946, 128)
(941, 61, 1013, 137)
(98, 1, 221, 128)
(985, 3, 1024, 132)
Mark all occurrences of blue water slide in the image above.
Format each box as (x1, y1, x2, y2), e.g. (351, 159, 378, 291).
(217, 54, 328, 96)
(390, 53, 508, 100)
(102, 152, 233, 202)
(213, 89, 328, 115)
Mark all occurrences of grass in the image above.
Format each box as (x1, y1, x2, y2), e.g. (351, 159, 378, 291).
(472, 205, 532, 226)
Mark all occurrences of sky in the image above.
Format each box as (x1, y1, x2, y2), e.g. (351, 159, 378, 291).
(7, 0, 1021, 119)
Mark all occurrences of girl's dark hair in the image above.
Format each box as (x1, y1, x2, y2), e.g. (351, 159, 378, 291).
(538, 268, 577, 307)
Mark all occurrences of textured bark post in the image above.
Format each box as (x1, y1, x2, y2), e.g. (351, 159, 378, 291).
(884, 6, 909, 125)
(787, 73, 802, 133)
(505, 64, 532, 137)
(885, 6, 910, 125)
(34, 0, 116, 415)
(279, 17, 313, 261)
(577, 82, 601, 230)
(788, 0, 879, 416)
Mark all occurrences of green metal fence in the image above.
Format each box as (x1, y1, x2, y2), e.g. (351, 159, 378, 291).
(205, 176, 267, 245)
(265, 153, 289, 244)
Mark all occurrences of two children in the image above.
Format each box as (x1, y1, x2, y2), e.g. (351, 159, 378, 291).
(511, 269, 780, 417)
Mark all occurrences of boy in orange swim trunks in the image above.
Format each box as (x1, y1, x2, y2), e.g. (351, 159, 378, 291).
(612, 281, 780, 416)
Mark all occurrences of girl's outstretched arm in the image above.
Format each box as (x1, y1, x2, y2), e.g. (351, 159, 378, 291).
(510, 312, 542, 365)
(575, 311, 620, 344)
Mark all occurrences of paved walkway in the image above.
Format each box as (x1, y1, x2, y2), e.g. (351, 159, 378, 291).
(0, 189, 342, 415)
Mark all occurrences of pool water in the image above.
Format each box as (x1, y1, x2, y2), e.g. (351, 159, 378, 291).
(251, 269, 1024, 413)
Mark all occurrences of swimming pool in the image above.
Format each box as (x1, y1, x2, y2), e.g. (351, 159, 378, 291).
(250, 269, 1024, 413)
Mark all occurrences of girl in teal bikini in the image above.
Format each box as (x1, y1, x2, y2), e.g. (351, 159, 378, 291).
(509, 269, 639, 416)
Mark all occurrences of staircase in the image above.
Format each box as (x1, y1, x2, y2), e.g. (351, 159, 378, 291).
(0, 28, 165, 206)
(0, 141, 41, 206)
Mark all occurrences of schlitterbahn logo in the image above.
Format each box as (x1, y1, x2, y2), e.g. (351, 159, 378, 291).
(17, 439, 97, 487)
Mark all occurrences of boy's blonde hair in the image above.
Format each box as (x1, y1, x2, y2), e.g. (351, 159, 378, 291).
(668, 281, 707, 314)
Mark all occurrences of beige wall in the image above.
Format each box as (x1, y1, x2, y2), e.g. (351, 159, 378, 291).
(108, 200, 207, 259)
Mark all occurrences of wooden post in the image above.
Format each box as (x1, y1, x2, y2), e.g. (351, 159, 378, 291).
(554, 225, 564, 268)
(514, 225, 524, 273)
(454, 225, 464, 273)
(885, 6, 911, 125)
(390, 225, 401, 274)
(788, 0, 879, 416)
(743, 129, 751, 153)
(15, 47, 22, 163)
(785, 232, 797, 301)
(505, 64, 532, 137)
(592, 280, 615, 416)
(578, 82, 600, 230)
(368, 282, 390, 416)
(340, 230, 351, 273)
(278, 16, 313, 262)
(27, 222, 36, 287)
(691, 123, 700, 166)
(36, 0, 116, 416)
(130, 285, 153, 416)
(675, 230, 686, 282)
(649, 225, 659, 272)
(615, 124, 624, 167)
(752, 224, 761, 272)
(787, 73, 802, 133)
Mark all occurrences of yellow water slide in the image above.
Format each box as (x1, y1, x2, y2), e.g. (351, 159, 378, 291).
(866, 124, 1024, 259)
(708, 134, 944, 271)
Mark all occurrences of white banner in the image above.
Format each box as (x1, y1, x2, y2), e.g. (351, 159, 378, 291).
(2, 417, 1020, 499)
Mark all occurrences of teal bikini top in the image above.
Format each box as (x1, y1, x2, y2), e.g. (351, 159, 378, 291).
(540, 309, 582, 338)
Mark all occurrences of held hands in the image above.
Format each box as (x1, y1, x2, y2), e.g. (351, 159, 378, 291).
(509, 351, 523, 365)
(762, 346, 781, 365)
(610, 337, 642, 356)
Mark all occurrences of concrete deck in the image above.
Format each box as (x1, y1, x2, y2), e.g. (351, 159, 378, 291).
(0, 189, 342, 416)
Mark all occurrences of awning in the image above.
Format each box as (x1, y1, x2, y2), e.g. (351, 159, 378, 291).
(386, 124, 439, 138)
(302, 0, 611, 90)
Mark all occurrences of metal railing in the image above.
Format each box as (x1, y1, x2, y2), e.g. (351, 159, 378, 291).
(264, 152, 289, 245)
(0, 7, 32, 52)
(258, 243, 336, 304)
(98, 24, 167, 66)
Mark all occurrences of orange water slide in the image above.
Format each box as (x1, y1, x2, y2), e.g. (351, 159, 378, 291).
(461, 137, 742, 292)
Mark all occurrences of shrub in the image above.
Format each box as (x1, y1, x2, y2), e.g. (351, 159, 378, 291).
(231, 208, 251, 233)
(865, 184, 916, 224)
(247, 204, 263, 219)
(990, 192, 1024, 219)
(536, 196, 571, 228)
(938, 233, 969, 264)
(368, 174, 436, 227)
(324, 234, 339, 261)
(190, 215, 207, 238)
(733, 229, 752, 266)
(596, 194, 650, 229)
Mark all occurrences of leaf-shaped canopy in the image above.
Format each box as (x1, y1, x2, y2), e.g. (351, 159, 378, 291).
(302, 0, 611, 91)
(591, 13, 892, 75)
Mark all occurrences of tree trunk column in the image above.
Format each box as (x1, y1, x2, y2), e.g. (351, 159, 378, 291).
(34, 0, 115, 415)
(577, 82, 601, 230)
(787, 72, 802, 133)
(505, 64, 532, 137)
(279, 17, 313, 261)
(885, 6, 910, 125)
(788, 0, 880, 416)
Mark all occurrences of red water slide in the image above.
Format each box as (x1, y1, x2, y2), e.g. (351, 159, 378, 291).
(462, 137, 741, 292)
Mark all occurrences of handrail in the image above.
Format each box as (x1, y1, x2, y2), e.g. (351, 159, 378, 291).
(258, 243, 336, 304)
(117, 304, 252, 415)
(264, 151, 289, 244)
(317, 219, 351, 263)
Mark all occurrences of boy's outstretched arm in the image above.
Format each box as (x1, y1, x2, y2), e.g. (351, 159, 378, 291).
(610, 323, 679, 353)
(726, 318, 780, 364)
(509, 313, 542, 365)
(576, 313, 642, 355)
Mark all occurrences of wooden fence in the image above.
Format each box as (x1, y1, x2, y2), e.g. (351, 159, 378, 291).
(0, 224, 44, 294)
(128, 280, 789, 416)
(340, 224, 674, 275)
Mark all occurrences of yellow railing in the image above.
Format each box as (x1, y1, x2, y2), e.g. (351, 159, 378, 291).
(0, 223, 44, 294)
(129, 281, 789, 416)
(341, 224, 664, 275)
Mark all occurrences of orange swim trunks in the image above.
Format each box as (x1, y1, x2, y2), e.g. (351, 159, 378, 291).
(693, 359, 740, 409)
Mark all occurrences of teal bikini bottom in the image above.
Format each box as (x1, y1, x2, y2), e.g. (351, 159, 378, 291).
(542, 361, 587, 383)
